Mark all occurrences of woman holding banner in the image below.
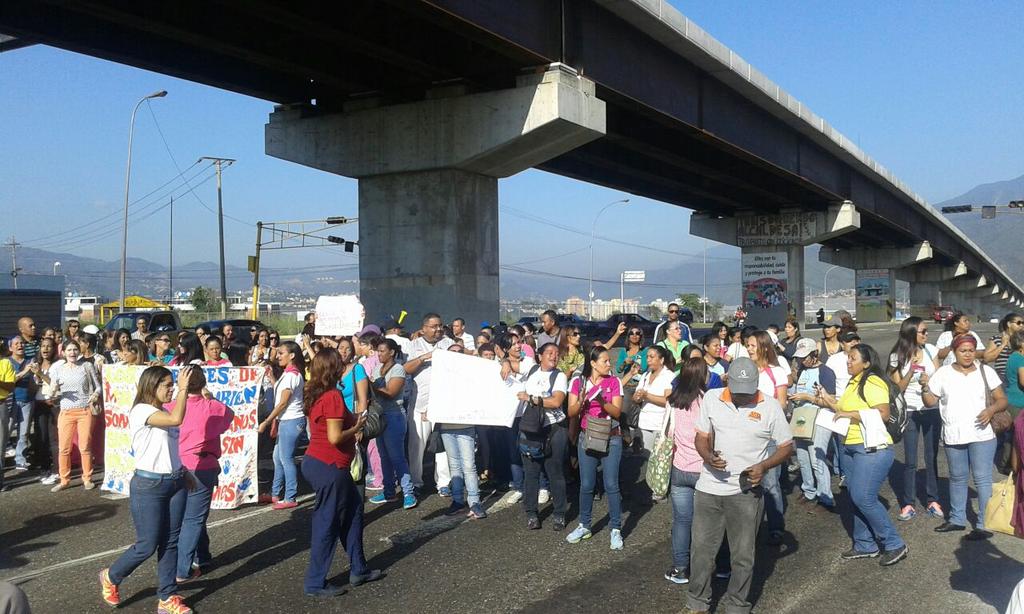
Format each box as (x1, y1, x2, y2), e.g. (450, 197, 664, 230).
(172, 363, 235, 583)
(301, 349, 384, 598)
(99, 365, 196, 614)
(259, 341, 306, 510)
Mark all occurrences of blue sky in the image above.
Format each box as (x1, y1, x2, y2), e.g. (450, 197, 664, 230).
(1, 1, 1021, 297)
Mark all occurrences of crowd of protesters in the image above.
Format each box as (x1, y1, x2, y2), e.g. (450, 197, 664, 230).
(4, 306, 1024, 613)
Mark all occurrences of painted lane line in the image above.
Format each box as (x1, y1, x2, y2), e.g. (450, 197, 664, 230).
(4, 494, 314, 584)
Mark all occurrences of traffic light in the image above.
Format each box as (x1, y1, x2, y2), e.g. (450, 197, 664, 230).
(941, 205, 972, 214)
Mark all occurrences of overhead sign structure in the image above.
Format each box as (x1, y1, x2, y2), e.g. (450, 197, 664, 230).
(622, 270, 646, 282)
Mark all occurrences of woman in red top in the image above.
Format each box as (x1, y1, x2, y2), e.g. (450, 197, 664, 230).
(300, 349, 384, 598)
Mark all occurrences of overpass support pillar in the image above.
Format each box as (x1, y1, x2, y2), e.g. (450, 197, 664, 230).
(690, 202, 860, 328)
(897, 262, 967, 320)
(266, 66, 606, 324)
(818, 242, 932, 323)
(908, 282, 942, 320)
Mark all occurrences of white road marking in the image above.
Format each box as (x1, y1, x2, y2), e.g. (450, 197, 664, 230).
(4, 494, 314, 584)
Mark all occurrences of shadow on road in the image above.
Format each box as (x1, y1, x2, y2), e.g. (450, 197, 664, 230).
(950, 536, 1024, 612)
(0, 503, 118, 570)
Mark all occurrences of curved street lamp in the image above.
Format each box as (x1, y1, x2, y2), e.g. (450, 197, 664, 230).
(588, 198, 630, 317)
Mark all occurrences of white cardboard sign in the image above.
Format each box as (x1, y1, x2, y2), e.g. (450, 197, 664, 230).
(313, 295, 364, 336)
(427, 350, 522, 427)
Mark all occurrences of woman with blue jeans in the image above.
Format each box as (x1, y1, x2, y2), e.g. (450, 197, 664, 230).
(816, 344, 908, 566)
(100, 365, 197, 614)
(787, 341, 837, 509)
(664, 357, 708, 584)
(567, 346, 625, 550)
(368, 339, 417, 510)
(922, 333, 1008, 540)
(887, 317, 943, 520)
(258, 341, 306, 510)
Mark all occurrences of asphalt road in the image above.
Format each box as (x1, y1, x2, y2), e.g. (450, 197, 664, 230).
(3, 322, 1022, 614)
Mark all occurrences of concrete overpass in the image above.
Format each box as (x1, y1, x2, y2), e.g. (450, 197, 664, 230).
(3, 0, 1019, 325)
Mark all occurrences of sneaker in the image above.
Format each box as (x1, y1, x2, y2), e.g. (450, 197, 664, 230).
(609, 528, 623, 550)
(403, 494, 418, 510)
(305, 584, 347, 598)
(40, 473, 58, 485)
(176, 566, 202, 584)
(879, 545, 909, 566)
(365, 484, 384, 492)
(526, 516, 541, 530)
(840, 548, 880, 560)
(83, 481, 95, 490)
(897, 505, 916, 521)
(272, 500, 298, 510)
(349, 569, 385, 587)
(468, 503, 488, 519)
(566, 524, 592, 544)
(257, 494, 279, 505)
(665, 567, 690, 585)
(551, 515, 566, 531)
(505, 490, 524, 504)
(926, 502, 944, 519)
(444, 502, 467, 516)
(157, 595, 192, 614)
(99, 568, 120, 607)
(538, 489, 550, 504)
(438, 486, 452, 498)
(13, 464, 28, 472)
(714, 569, 732, 580)
(51, 483, 69, 493)
(369, 493, 396, 505)
(838, 475, 847, 489)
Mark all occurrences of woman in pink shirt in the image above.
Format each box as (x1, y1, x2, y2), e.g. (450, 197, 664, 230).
(166, 364, 234, 582)
(664, 357, 710, 585)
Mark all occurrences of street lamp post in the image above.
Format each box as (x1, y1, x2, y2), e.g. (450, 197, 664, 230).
(823, 265, 840, 316)
(52, 261, 61, 276)
(119, 90, 167, 313)
(588, 198, 629, 317)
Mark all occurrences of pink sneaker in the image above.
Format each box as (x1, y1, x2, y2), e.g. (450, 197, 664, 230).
(272, 500, 298, 510)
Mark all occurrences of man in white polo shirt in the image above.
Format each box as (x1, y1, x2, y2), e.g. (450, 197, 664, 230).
(687, 357, 794, 614)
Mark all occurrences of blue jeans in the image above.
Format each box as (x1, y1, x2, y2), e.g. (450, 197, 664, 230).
(945, 437, 998, 529)
(761, 464, 785, 533)
(301, 456, 367, 592)
(11, 399, 32, 467)
(795, 425, 834, 505)
(378, 411, 413, 498)
(441, 427, 480, 506)
(830, 434, 845, 478)
(109, 472, 187, 600)
(577, 435, 623, 530)
(176, 468, 218, 578)
(900, 409, 940, 507)
(506, 418, 525, 492)
(669, 466, 700, 569)
(272, 417, 306, 502)
(843, 444, 905, 552)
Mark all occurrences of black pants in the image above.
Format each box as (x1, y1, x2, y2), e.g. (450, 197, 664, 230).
(32, 401, 56, 471)
(523, 424, 568, 518)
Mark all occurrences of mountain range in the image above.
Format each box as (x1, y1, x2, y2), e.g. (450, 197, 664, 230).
(12, 173, 1022, 304)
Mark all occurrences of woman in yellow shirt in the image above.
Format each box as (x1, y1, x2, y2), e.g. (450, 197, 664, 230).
(816, 344, 908, 566)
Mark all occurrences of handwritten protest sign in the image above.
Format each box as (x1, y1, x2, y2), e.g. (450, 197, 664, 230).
(427, 350, 521, 427)
(314, 294, 364, 336)
(101, 364, 262, 509)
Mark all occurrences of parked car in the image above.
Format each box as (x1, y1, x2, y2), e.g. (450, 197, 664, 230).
(104, 310, 184, 343)
(588, 313, 660, 345)
(194, 319, 263, 345)
(932, 305, 954, 323)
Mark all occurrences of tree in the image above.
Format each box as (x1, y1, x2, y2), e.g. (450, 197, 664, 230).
(676, 292, 724, 323)
(191, 286, 217, 313)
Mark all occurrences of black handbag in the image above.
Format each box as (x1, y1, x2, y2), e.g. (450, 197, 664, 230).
(519, 366, 558, 435)
(350, 368, 386, 440)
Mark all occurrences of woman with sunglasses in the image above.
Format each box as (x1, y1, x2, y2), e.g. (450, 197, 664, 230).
(151, 334, 176, 365)
(888, 317, 942, 521)
(557, 325, 585, 379)
(657, 321, 689, 374)
(615, 327, 649, 448)
(984, 312, 1024, 383)
(268, 330, 281, 351)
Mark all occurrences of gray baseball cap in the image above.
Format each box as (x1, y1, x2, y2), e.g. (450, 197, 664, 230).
(727, 357, 759, 395)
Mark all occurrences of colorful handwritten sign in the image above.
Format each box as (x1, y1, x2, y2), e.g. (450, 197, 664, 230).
(101, 364, 262, 509)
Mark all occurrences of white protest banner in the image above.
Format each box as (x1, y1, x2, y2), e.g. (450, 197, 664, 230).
(427, 350, 521, 427)
(314, 294, 364, 336)
(101, 364, 263, 510)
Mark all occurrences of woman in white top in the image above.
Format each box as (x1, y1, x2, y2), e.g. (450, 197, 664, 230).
(744, 330, 788, 544)
(258, 341, 306, 509)
(887, 317, 943, 521)
(922, 334, 1008, 540)
(31, 338, 61, 484)
(100, 365, 195, 613)
(633, 345, 676, 504)
(936, 311, 985, 367)
(32, 339, 101, 492)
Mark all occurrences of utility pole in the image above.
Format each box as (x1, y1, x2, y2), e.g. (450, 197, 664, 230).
(250, 222, 262, 320)
(4, 236, 21, 290)
(199, 156, 235, 318)
(168, 196, 173, 305)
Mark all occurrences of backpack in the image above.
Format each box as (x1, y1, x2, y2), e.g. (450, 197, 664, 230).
(885, 383, 908, 444)
(518, 365, 559, 435)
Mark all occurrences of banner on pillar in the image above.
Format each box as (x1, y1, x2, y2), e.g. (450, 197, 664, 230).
(101, 364, 262, 510)
(856, 269, 894, 323)
(742, 252, 789, 327)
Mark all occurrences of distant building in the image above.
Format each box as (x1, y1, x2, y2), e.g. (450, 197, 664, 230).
(590, 298, 639, 319)
(565, 296, 586, 316)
